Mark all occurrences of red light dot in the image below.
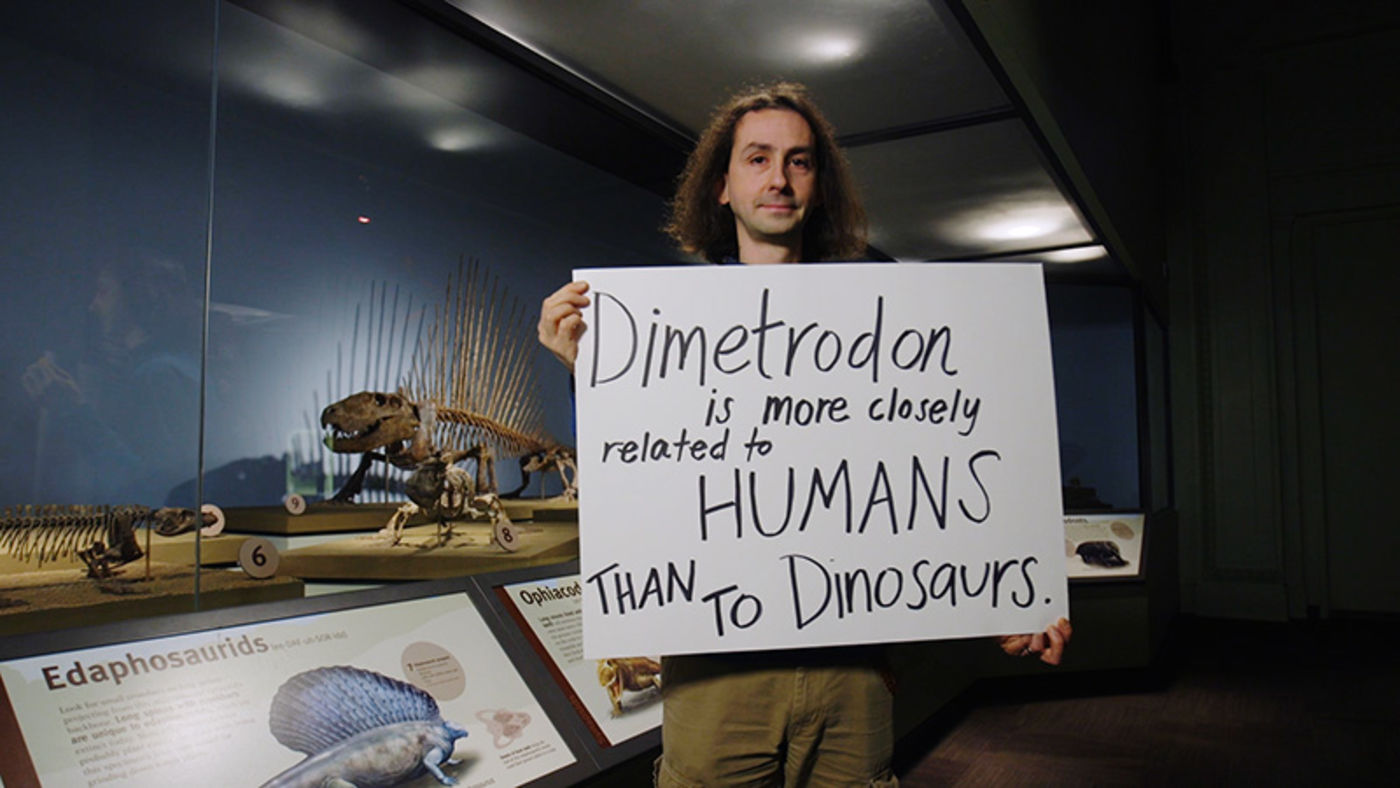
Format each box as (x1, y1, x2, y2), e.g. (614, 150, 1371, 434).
(357, 216, 371, 224)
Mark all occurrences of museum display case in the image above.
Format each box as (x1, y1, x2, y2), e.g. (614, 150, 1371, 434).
(0, 0, 691, 636)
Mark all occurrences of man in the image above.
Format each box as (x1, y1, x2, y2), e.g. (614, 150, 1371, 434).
(540, 82, 1071, 787)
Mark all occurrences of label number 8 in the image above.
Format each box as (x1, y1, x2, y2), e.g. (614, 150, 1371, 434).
(494, 521, 520, 553)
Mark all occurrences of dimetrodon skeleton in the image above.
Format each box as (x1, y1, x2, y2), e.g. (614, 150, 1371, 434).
(320, 260, 576, 545)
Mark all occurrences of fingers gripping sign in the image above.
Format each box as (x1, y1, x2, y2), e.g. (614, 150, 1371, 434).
(538, 280, 591, 372)
(998, 617, 1074, 666)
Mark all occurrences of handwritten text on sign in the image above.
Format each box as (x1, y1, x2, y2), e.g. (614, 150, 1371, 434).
(573, 264, 1066, 658)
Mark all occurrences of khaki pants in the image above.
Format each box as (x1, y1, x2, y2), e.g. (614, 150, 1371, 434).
(655, 652, 898, 787)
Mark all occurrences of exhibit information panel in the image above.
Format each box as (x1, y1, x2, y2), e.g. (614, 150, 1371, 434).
(0, 594, 575, 787)
(1065, 513, 1146, 579)
(497, 575, 662, 747)
(573, 263, 1068, 657)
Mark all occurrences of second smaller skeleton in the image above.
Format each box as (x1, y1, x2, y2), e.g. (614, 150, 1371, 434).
(596, 657, 663, 716)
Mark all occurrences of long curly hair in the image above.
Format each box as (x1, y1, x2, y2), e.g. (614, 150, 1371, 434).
(664, 81, 867, 263)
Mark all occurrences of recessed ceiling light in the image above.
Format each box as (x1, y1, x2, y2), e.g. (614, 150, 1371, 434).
(978, 217, 1062, 241)
(801, 33, 861, 62)
(1041, 245, 1106, 263)
(972, 206, 1072, 242)
(428, 127, 490, 152)
(937, 202, 1079, 245)
(241, 69, 326, 109)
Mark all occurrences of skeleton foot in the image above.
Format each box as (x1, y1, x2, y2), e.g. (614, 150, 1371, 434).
(558, 459, 578, 501)
(379, 503, 419, 545)
(434, 519, 455, 546)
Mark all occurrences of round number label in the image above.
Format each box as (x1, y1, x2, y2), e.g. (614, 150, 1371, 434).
(239, 537, 279, 579)
(494, 521, 521, 553)
(283, 493, 307, 516)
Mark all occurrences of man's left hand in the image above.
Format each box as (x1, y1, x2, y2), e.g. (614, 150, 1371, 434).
(997, 617, 1072, 666)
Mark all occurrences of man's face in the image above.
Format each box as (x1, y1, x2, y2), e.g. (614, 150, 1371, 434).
(719, 108, 818, 257)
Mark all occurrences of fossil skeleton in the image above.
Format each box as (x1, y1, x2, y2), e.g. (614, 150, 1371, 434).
(1075, 540, 1128, 568)
(320, 260, 576, 544)
(596, 657, 663, 716)
(0, 504, 219, 579)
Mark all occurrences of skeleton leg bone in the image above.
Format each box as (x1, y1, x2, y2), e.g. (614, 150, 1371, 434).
(380, 503, 420, 545)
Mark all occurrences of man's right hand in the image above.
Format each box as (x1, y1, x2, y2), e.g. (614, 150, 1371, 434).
(22, 351, 81, 403)
(997, 617, 1073, 666)
(537, 280, 590, 373)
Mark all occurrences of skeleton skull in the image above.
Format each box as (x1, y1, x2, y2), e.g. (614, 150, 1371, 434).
(320, 391, 420, 453)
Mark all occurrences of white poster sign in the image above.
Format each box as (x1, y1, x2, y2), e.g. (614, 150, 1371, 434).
(0, 595, 575, 787)
(573, 263, 1067, 658)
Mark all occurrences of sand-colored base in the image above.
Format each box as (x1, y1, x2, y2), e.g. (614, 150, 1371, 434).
(512, 496, 579, 521)
(225, 503, 418, 535)
(0, 530, 249, 576)
(0, 562, 303, 637)
(144, 531, 250, 565)
(278, 520, 578, 581)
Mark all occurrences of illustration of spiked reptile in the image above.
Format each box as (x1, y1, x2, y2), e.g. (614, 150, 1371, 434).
(320, 260, 576, 545)
(0, 503, 222, 580)
(261, 665, 469, 788)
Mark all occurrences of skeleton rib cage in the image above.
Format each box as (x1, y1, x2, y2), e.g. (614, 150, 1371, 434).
(0, 504, 134, 568)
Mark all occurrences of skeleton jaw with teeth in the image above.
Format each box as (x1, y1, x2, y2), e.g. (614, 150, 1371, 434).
(320, 391, 421, 454)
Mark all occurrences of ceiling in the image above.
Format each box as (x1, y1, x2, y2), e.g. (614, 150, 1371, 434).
(438, 0, 1120, 276)
(12, 0, 1125, 279)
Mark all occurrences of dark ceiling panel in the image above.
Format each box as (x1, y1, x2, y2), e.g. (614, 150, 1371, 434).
(846, 120, 1094, 261)
(234, 0, 688, 195)
(226, 0, 1127, 278)
(442, 0, 1009, 136)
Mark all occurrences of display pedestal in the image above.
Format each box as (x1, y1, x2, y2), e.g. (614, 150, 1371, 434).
(145, 532, 254, 566)
(278, 521, 579, 581)
(226, 503, 420, 535)
(506, 496, 579, 521)
(0, 562, 303, 637)
(0, 531, 248, 575)
(224, 497, 576, 534)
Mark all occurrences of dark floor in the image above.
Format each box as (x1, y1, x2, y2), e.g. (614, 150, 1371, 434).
(896, 616, 1400, 786)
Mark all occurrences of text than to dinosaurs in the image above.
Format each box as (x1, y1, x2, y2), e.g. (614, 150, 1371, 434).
(585, 550, 1049, 640)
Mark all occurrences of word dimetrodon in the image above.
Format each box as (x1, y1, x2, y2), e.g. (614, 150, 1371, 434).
(586, 288, 957, 389)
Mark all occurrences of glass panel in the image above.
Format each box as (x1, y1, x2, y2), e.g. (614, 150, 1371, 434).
(1, 3, 214, 508)
(1046, 284, 1141, 511)
(0, 1, 216, 628)
(1142, 301, 1170, 510)
(204, 1, 676, 594)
